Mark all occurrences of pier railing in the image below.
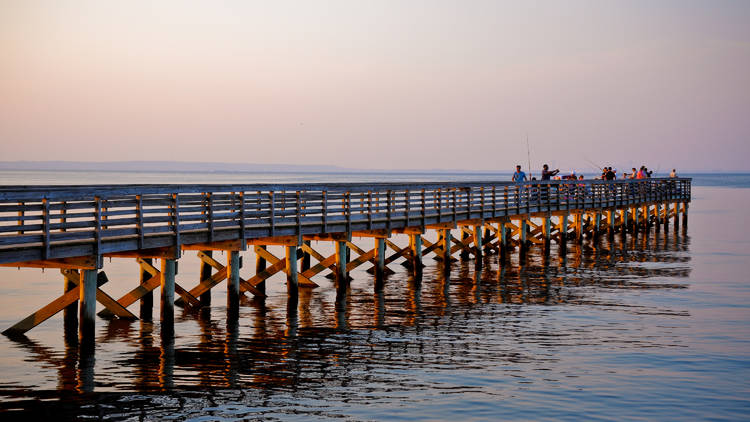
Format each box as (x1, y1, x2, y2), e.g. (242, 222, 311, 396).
(0, 178, 691, 265)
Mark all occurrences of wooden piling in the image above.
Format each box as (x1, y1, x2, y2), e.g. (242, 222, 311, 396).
(560, 214, 568, 243)
(301, 240, 311, 272)
(64, 269, 78, 331)
(255, 245, 267, 295)
(286, 246, 298, 295)
(441, 229, 452, 270)
(473, 225, 483, 261)
(227, 250, 240, 309)
(410, 234, 423, 276)
(161, 259, 175, 325)
(335, 241, 347, 283)
(594, 211, 602, 239)
(499, 222, 508, 261)
(654, 204, 662, 233)
(375, 238, 385, 281)
(79, 269, 97, 342)
(139, 258, 153, 320)
(682, 202, 688, 228)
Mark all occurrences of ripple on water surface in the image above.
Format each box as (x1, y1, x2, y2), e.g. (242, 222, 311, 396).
(1, 192, 749, 420)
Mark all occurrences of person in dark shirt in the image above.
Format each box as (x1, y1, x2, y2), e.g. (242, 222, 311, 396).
(541, 164, 559, 181)
(604, 167, 616, 180)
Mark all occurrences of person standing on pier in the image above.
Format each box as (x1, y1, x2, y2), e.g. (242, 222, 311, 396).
(541, 164, 559, 181)
(512, 165, 527, 182)
(604, 167, 616, 180)
(670, 169, 677, 178)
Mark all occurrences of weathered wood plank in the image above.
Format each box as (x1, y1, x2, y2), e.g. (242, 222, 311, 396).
(2, 286, 81, 335)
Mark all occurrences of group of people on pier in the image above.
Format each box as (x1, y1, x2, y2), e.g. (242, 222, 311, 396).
(511, 164, 678, 182)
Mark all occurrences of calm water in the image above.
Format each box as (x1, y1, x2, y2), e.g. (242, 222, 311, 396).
(0, 171, 748, 421)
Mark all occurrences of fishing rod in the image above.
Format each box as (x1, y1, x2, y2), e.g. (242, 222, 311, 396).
(526, 134, 532, 179)
(583, 156, 604, 172)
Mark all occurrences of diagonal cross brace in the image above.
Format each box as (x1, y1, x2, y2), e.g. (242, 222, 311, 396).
(135, 258, 201, 309)
(255, 247, 318, 288)
(190, 251, 267, 299)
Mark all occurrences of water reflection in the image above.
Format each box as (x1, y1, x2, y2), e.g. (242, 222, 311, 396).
(0, 228, 692, 418)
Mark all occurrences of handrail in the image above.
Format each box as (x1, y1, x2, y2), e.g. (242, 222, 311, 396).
(0, 178, 691, 265)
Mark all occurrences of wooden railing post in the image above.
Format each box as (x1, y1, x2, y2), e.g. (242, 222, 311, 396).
(239, 191, 246, 247)
(269, 191, 276, 237)
(93, 197, 101, 263)
(42, 198, 50, 260)
(136, 194, 144, 249)
(171, 193, 181, 257)
(207, 192, 214, 242)
(322, 190, 328, 233)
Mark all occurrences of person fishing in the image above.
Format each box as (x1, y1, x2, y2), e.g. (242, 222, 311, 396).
(541, 164, 559, 181)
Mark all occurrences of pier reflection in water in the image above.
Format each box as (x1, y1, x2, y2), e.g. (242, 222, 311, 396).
(1, 227, 692, 420)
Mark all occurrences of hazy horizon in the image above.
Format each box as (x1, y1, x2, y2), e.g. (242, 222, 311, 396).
(0, 159, 745, 175)
(2, 1, 749, 172)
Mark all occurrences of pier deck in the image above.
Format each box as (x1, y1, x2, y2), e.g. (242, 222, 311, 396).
(0, 178, 691, 337)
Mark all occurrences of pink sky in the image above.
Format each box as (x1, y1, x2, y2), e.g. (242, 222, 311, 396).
(1, 1, 749, 172)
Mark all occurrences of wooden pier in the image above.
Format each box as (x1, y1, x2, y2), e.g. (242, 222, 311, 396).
(0, 178, 691, 339)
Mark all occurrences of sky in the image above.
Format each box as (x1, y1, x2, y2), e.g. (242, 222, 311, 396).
(1, 1, 749, 172)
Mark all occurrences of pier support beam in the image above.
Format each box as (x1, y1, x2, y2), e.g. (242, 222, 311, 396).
(286, 246, 298, 296)
(227, 250, 240, 310)
(64, 270, 78, 332)
(139, 258, 153, 320)
(499, 222, 508, 261)
(441, 229, 452, 272)
(374, 238, 386, 282)
(459, 229, 471, 259)
(682, 203, 689, 228)
(519, 218, 529, 255)
(594, 211, 602, 240)
(473, 225, 483, 261)
(335, 241, 348, 283)
(255, 245, 267, 295)
(79, 269, 97, 344)
(160, 258, 176, 326)
(409, 234, 423, 277)
(654, 204, 662, 233)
